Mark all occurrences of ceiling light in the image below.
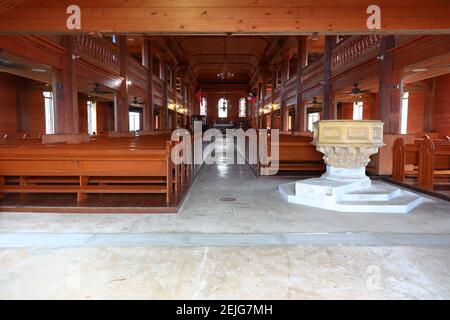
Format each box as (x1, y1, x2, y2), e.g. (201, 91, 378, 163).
(411, 68, 428, 72)
(31, 68, 47, 73)
(310, 32, 319, 41)
(127, 80, 132, 85)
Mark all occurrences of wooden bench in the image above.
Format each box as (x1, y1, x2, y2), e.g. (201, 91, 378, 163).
(254, 132, 325, 175)
(0, 136, 175, 203)
(0, 133, 202, 204)
(392, 135, 450, 190)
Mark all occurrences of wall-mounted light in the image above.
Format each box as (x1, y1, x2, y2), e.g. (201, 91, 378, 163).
(31, 68, 47, 73)
(127, 80, 132, 85)
(72, 54, 80, 60)
(411, 68, 428, 72)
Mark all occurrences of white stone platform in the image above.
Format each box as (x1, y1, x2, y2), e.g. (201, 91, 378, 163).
(278, 179, 424, 213)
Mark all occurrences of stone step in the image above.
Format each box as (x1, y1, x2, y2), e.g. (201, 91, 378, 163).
(336, 192, 423, 213)
(278, 181, 425, 214)
(340, 183, 401, 201)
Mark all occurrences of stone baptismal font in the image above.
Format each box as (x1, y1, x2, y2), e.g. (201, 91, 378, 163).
(278, 120, 424, 213)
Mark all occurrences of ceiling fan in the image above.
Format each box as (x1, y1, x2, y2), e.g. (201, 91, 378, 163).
(307, 97, 323, 113)
(345, 83, 371, 96)
(131, 97, 145, 105)
(88, 83, 114, 95)
(0, 57, 29, 70)
(310, 97, 322, 106)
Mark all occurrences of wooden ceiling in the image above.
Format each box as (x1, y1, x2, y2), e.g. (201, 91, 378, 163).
(175, 36, 274, 84)
(0, 0, 449, 33)
(0, 0, 25, 15)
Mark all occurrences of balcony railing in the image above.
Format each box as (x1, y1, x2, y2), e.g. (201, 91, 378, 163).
(301, 55, 324, 90)
(127, 56, 149, 90)
(72, 36, 120, 74)
(331, 35, 382, 76)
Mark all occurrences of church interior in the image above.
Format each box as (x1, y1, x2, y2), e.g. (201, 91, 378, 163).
(0, 0, 449, 300)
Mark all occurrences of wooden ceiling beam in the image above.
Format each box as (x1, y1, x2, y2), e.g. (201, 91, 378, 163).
(0, 1, 449, 33)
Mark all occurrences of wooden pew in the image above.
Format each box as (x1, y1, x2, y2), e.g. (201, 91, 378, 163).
(257, 132, 325, 175)
(0, 136, 175, 203)
(0, 133, 202, 204)
(392, 135, 450, 190)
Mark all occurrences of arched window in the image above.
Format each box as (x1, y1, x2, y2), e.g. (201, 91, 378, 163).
(200, 97, 207, 116)
(218, 98, 228, 118)
(239, 97, 246, 117)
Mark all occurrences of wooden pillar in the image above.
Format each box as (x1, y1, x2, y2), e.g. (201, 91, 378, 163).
(423, 78, 436, 132)
(183, 82, 188, 128)
(378, 35, 401, 134)
(115, 35, 129, 132)
(172, 64, 178, 129)
(53, 36, 79, 134)
(280, 55, 289, 131)
(295, 36, 308, 132)
(161, 57, 169, 130)
(261, 77, 268, 129)
(142, 39, 155, 131)
(16, 82, 29, 132)
(270, 68, 276, 129)
(322, 35, 337, 120)
(255, 83, 260, 129)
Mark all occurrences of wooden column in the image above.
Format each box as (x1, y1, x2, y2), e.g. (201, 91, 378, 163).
(322, 35, 337, 120)
(270, 68, 276, 129)
(378, 35, 401, 134)
(16, 82, 29, 132)
(115, 35, 129, 132)
(161, 57, 169, 130)
(423, 78, 436, 132)
(295, 36, 308, 132)
(279, 55, 289, 131)
(172, 64, 178, 129)
(53, 36, 79, 135)
(255, 83, 260, 129)
(183, 82, 188, 128)
(142, 39, 155, 131)
(261, 77, 268, 129)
